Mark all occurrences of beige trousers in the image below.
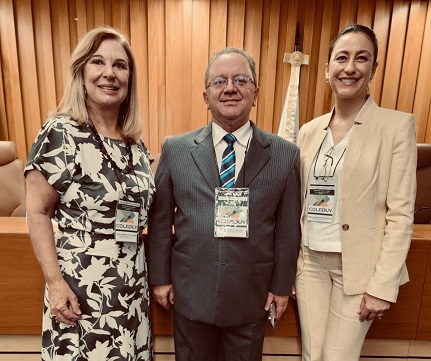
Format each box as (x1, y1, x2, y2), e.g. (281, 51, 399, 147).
(295, 246, 373, 361)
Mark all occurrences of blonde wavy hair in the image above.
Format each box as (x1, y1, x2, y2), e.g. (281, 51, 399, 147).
(55, 26, 142, 143)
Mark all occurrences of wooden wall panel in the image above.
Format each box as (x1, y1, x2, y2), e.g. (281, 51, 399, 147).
(369, 0, 390, 104)
(302, 0, 320, 127)
(165, 0, 183, 138)
(244, 0, 263, 124)
(381, 0, 409, 109)
(257, 0, 281, 131)
(15, 0, 41, 150)
(0, 0, 26, 158)
(182, 0, 192, 134)
(209, 0, 227, 59)
(397, 1, 426, 114)
(190, 0, 210, 131)
(271, 0, 291, 134)
(32, 0, 57, 132)
(357, 0, 375, 26)
(227, 0, 245, 48)
(130, 0, 149, 146)
(1, 0, 430, 163)
(75, 0, 89, 40)
(147, 0, 166, 152)
(51, 0, 71, 104)
(414, 2, 431, 143)
(312, 0, 334, 119)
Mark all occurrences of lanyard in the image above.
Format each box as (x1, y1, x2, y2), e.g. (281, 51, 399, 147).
(88, 123, 142, 199)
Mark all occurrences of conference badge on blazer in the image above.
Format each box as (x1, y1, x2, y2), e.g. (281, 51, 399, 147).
(307, 178, 337, 223)
(214, 188, 249, 238)
(115, 197, 141, 243)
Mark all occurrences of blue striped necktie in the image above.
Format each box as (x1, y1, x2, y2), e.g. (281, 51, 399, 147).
(220, 134, 236, 188)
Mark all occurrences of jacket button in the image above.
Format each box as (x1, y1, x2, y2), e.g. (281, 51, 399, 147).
(342, 224, 349, 231)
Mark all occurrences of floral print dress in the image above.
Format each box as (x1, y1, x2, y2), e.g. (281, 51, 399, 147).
(25, 116, 155, 361)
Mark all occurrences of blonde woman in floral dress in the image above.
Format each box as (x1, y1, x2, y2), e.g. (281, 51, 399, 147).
(25, 27, 155, 360)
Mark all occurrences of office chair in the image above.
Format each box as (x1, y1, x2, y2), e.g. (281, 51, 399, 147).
(0, 141, 26, 216)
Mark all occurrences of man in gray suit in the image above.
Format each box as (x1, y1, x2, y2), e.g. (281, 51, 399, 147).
(148, 47, 301, 361)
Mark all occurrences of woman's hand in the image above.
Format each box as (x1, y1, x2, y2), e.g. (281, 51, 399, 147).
(48, 278, 82, 326)
(358, 292, 390, 322)
(26, 170, 82, 326)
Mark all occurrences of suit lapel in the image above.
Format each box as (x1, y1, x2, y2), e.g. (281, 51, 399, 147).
(341, 96, 375, 199)
(239, 123, 271, 187)
(191, 124, 221, 190)
(303, 129, 327, 185)
(190, 122, 273, 190)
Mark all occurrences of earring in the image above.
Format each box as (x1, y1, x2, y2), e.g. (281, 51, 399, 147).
(84, 88, 87, 98)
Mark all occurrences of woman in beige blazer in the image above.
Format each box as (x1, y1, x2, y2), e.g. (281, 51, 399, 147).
(295, 24, 417, 361)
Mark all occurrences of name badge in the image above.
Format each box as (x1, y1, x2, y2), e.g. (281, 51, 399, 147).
(307, 178, 337, 223)
(115, 198, 141, 243)
(214, 187, 249, 238)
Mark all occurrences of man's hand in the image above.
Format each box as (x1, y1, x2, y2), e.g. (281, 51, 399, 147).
(152, 284, 174, 310)
(264, 292, 290, 321)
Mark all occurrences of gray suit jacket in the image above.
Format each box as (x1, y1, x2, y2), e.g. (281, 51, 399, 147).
(148, 121, 301, 327)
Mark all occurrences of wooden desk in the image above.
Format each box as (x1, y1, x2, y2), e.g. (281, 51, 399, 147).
(0, 217, 44, 334)
(413, 225, 431, 340)
(1, 217, 430, 340)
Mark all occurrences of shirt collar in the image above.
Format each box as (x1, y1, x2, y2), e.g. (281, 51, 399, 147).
(212, 121, 253, 147)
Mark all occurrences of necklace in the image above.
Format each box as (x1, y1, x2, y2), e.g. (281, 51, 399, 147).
(89, 123, 133, 174)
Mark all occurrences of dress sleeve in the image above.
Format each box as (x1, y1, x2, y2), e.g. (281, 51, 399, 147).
(25, 116, 77, 195)
(138, 140, 154, 164)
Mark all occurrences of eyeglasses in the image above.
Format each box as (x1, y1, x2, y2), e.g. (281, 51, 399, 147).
(313, 145, 346, 181)
(207, 75, 255, 89)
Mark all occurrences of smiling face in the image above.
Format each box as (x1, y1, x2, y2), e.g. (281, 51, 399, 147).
(203, 53, 259, 133)
(83, 38, 130, 115)
(326, 32, 377, 103)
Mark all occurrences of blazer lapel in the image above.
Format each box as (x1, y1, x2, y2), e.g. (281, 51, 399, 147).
(191, 124, 221, 190)
(239, 123, 271, 187)
(341, 96, 375, 199)
(303, 130, 327, 183)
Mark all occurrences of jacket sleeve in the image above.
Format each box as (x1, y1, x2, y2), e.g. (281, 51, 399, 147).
(365, 115, 417, 302)
(147, 140, 175, 285)
(271, 145, 302, 295)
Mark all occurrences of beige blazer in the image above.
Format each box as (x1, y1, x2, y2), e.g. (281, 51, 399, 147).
(297, 96, 417, 303)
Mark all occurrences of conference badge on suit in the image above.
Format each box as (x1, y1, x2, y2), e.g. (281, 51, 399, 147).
(214, 188, 249, 238)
